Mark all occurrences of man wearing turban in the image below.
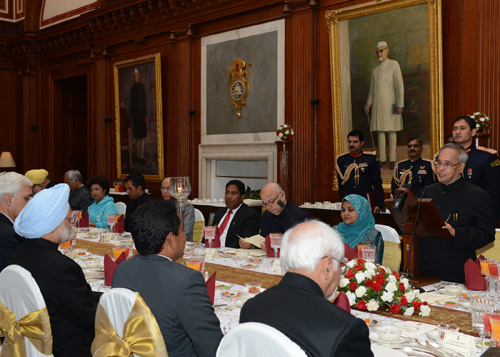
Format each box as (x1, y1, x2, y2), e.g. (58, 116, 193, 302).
(25, 169, 55, 194)
(0, 172, 33, 272)
(10, 184, 101, 356)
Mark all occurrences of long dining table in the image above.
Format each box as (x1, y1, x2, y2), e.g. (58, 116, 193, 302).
(70, 229, 487, 357)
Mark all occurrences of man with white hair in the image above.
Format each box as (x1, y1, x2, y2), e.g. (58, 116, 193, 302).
(10, 184, 101, 356)
(0, 172, 33, 271)
(240, 220, 373, 356)
(63, 170, 93, 212)
(364, 41, 404, 170)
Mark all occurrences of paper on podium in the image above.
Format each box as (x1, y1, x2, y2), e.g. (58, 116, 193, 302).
(238, 234, 266, 248)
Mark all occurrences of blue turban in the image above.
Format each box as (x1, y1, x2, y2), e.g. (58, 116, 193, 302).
(14, 184, 70, 239)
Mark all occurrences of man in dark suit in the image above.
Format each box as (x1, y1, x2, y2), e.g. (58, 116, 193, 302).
(113, 200, 223, 357)
(10, 184, 101, 356)
(124, 172, 151, 232)
(64, 170, 93, 212)
(0, 172, 33, 272)
(240, 220, 373, 357)
(211, 180, 260, 249)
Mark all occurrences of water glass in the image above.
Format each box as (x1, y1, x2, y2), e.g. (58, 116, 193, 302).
(357, 243, 376, 262)
(471, 293, 495, 330)
(204, 226, 216, 248)
(269, 233, 282, 258)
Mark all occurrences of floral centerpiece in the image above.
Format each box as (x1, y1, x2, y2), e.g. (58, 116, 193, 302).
(338, 258, 430, 316)
(469, 112, 491, 131)
(276, 124, 295, 141)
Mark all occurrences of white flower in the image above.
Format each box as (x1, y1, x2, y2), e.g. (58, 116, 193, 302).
(355, 286, 367, 298)
(285, 130, 289, 135)
(382, 291, 394, 302)
(480, 117, 485, 122)
(476, 123, 480, 129)
(400, 278, 410, 290)
(367, 299, 379, 311)
(365, 262, 376, 270)
(339, 278, 349, 288)
(279, 133, 283, 137)
(364, 268, 375, 279)
(404, 291, 416, 302)
(346, 291, 356, 306)
(385, 281, 397, 293)
(355, 271, 366, 284)
(388, 274, 397, 283)
(404, 307, 415, 316)
(346, 260, 356, 268)
(419, 305, 431, 317)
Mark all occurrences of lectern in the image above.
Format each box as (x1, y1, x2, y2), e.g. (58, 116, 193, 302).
(385, 188, 450, 286)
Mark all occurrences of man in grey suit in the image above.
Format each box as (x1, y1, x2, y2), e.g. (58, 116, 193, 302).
(112, 200, 222, 357)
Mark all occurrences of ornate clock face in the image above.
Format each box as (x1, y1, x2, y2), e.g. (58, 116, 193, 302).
(231, 81, 245, 101)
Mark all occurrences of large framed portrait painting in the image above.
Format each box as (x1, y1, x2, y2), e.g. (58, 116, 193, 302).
(114, 53, 164, 182)
(327, 0, 443, 191)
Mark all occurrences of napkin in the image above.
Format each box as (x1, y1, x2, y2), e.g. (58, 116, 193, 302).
(205, 227, 221, 248)
(104, 252, 127, 286)
(205, 271, 217, 305)
(344, 243, 358, 261)
(333, 291, 351, 313)
(464, 257, 487, 291)
(78, 212, 89, 228)
(265, 235, 280, 258)
(113, 215, 125, 233)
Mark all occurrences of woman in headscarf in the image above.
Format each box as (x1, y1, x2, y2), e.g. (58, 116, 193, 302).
(86, 175, 118, 229)
(335, 194, 384, 264)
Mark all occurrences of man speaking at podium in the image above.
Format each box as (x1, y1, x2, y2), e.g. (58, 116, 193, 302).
(418, 143, 495, 283)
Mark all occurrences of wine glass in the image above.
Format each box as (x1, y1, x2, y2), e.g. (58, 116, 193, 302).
(204, 226, 216, 249)
(169, 177, 191, 216)
(107, 214, 117, 236)
(269, 233, 282, 258)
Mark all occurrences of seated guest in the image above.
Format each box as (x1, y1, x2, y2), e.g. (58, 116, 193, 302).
(419, 143, 495, 283)
(161, 177, 195, 241)
(0, 172, 32, 272)
(240, 220, 373, 356)
(64, 170, 93, 212)
(113, 200, 223, 356)
(211, 180, 260, 249)
(86, 175, 118, 228)
(25, 168, 55, 194)
(124, 172, 151, 231)
(260, 182, 310, 237)
(335, 194, 384, 264)
(11, 184, 101, 356)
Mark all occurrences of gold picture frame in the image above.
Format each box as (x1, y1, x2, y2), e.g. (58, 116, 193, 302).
(114, 53, 164, 182)
(327, 0, 443, 191)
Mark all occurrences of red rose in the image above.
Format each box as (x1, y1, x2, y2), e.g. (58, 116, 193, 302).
(412, 301, 422, 310)
(276, 130, 280, 135)
(354, 264, 364, 271)
(399, 282, 406, 292)
(357, 301, 367, 310)
(380, 267, 386, 274)
(349, 281, 358, 291)
(365, 279, 373, 288)
(358, 259, 366, 264)
(374, 274, 386, 285)
(400, 296, 408, 305)
(390, 304, 401, 314)
(345, 269, 355, 280)
(423, 301, 428, 306)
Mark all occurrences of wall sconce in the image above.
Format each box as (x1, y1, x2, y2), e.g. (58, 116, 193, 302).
(90, 47, 109, 59)
(0, 152, 16, 168)
(170, 24, 194, 41)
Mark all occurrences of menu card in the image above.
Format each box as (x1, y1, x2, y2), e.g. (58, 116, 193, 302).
(238, 234, 266, 249)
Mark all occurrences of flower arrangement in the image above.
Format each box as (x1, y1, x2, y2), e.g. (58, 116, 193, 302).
(276, 124, 295, 141)
(338, 258, 430, 316)
(469, 112, 491, 131)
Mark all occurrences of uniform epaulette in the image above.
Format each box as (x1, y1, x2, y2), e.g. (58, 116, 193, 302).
(363, 151, 377, 156)
(421, 158, 433, 163)
(477, 146, 498, 155)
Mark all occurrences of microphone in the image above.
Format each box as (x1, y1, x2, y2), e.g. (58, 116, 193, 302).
(393, 184, 410, 212)
(278, 200, 296, 226)
(405, 186, 429, 275)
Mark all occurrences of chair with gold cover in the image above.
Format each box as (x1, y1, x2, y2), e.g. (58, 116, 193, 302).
(91, 288, 168, 357)
(375, 224, 402, 272)
(192, 208, 205, 243)
(0, 264, 53, 356)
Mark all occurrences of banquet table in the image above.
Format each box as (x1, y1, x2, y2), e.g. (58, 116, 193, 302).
(71, 230, 488, 356)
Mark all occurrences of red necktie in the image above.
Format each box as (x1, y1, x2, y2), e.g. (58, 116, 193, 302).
(216, 210, 233, 247)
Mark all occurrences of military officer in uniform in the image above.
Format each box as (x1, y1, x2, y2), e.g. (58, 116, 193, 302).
(391, 137, 434, 196)
(336, 130, 385, 213)
(452, 115, 500, 224)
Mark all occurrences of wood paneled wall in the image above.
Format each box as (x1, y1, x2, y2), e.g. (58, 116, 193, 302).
(0, 0, 498, 204)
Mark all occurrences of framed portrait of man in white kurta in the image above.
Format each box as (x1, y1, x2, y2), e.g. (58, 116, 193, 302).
(327, 0, 444, 191)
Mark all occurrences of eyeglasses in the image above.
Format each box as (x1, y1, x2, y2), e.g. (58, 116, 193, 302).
(262, 191, 282, 207)
(65, 216, 77, 225)
(322, 255, 348, 273)
(375, 48, 387, 54)
(433, 160, 461, 170)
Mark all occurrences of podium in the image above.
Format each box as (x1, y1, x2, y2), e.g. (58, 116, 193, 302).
(385, 188, 450, 286)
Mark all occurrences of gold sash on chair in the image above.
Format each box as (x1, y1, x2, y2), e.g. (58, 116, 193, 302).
(91, 293, 168, 357)
(0, 301, 53, 357)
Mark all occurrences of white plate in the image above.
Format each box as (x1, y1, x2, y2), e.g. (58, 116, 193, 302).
(370, 332, 408, 345)
(372, 344, 408, 357)
(438, 288, 465, 296)
(426, 330, 442, 342)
